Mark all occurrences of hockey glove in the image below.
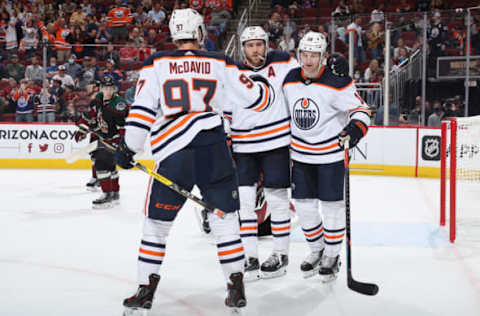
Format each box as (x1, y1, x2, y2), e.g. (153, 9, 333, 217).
(74, 124, 89, 142)
(115, 138, 136, 169)
(327, 54, 349, 77)
(338, 119, 368, 149)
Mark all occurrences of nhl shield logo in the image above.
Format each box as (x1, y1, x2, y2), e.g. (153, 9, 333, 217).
(422, 136, 441, 161)
(293, 98, 319, 130)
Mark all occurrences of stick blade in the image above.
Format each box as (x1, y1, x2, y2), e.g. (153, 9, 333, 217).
(65, 140, 98, 164)
(348, 279, 379, 296)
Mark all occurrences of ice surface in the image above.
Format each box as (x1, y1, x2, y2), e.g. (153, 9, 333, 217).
(1, 170, 479, 316)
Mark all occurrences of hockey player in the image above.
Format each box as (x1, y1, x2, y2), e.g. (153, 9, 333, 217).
(74, 76, 128, 208)
(114, 9, 273, 315)
(228, 26, 349, 281)
(282, 31, 370, 281)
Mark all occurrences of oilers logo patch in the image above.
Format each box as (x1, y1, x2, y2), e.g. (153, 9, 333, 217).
(293, 98, 319, 130)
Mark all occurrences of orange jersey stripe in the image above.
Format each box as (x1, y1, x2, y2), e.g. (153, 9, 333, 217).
(231, 124, 290, 139)
(139, 248, 165, 257)
(272, 226, 290, 232)
(240, 226, 258, 231)
(128, 113, 155, 124)
(291, 141, 339, 152)
(252, 85, 269, 112)
(151, 113, 200, 146)
(324, 233, 345, 239)
(304, 227, 324, 238)
(218, 246, 244, 256)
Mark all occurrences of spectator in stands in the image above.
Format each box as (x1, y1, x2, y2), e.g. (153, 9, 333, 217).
(85, 14, 99, 34)
(12, 79, 34, 122)
(101, 59, 123, 88)
(370, 4, 384, 25)
(428, 100, 444, 126)
(351, 0, 366, 15)
(133, 5, 149, 25)
(430, 0, 445, 10)
(65, 54, 83, 82)
(415, 0, 430, 12)
(394, 38, 412, 60)
(34, 88, 57, 123)
(364, 59, 379, 82)
(128, 27, 144, 47)
(407, 97, 422, 125)
(71, 26, 85, 58)
(54, 17, 73, 63)
(282, 13, 296, 41)
(396, 47, 409, 64)
(332, 0, 350, 18)
(147, 1, 166, 25)
(83, 27, 97, 58)
(96, 18, 113, 44)
(204, 29, 217, 51)
(146, 28, 163, 51)
(124, 81, 136, 105)
(61, 84, 75, 122)
(108, 0, 133, 43)
(103, 42, 121, 66)
(70, 6, 86, 27)
(53, 65, 75, 88)
(70, 89, 91, 121)
(81, 0, 93, 16)
(4, 11, 17, 56)
(62, 0, 77, 16)
(18, 27, 38, 61)
(347, 16, 365, 66)
(25, 56, 43, 82)
(46, 57, 59, 80)
(49, 79, 66, 121)
(210, 1, 232, 27)
(138, 38, 152, 61)
(396, 0, 412, 13)
(120, 41, 139, 63)
(267, 12, 283, 45)
(78, 56, 98, 91)
(367, 23, 383, 60)
(375, 96, 402, 126)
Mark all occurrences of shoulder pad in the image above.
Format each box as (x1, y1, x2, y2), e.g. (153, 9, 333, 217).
(266, 50, 292, 64)
(113, 95, 128, 112)
(316, 68, 353, 89)
(282, 68, 303, 86)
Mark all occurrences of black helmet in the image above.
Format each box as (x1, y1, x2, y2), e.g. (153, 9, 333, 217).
(101, 76, 115, 87)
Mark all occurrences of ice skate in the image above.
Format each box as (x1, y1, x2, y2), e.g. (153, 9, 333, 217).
(244, 256, 260, 282)
(123, 274, 160, 316)
(112, 191, 120, 205)
(319, 255, 341, 283)
(300, 249, 324, 279)
(92, 192, 113, 209)
(225, 272, 246, 315)
(86, 177, 99, 192)
(260, 252, 288, 279)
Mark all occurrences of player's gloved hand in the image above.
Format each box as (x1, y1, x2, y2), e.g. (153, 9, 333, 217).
(327, 53, 349, 77)
(74, 124, 89, 142)
(338, 119, 368, 149)
(115, 137, 136, 169)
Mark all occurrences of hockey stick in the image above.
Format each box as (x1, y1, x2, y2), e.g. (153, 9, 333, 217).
(344, 139, 379, 296)
(83, 127, 226, 218)
(65, 140, 98, 164)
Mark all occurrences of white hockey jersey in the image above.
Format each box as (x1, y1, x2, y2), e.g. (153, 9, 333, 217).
(282, 66, 371, 164)
(124, 50, 270, 163)
(224, 51, 299, 153)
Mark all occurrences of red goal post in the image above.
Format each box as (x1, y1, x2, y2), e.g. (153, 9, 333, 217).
(440, 116, 480, 243)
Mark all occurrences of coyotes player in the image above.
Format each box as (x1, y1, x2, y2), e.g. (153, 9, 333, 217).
(226, 26, 350, 281)
(74, 76, 128, 208)
(114, 9, 273, 315)
(282, 31, 370, 281)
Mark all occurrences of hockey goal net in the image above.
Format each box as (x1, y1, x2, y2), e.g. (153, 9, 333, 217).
(441, 116, 480, 243)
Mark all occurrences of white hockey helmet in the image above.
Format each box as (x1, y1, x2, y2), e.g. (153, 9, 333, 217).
(297, 31, 328, 64)
(240, 26, 269, 69)
(169, 8, 206, 45)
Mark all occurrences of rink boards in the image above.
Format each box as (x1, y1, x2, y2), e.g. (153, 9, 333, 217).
(0, 123, 441, 178)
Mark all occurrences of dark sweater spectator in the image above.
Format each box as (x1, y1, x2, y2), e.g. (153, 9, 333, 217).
(6, 54, 25, 82)
(65, 55, 83, 81)
(428, 101, 444, 126)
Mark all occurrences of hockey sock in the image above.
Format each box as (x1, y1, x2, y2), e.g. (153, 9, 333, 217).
(238, 186, 258, 258)
(92, 165, 97, 179)
(97, 171, 112, 193)
(294, 199, 325, 252)
(111, 170, 120, 192)
(322, 200, 346, 258)
(208, 212, 245, 282)
(265, 188, 290, 254)
(137, 218, 172, 285)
